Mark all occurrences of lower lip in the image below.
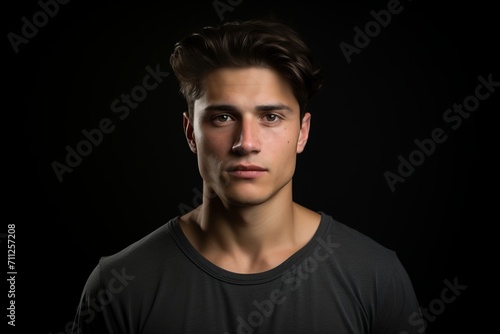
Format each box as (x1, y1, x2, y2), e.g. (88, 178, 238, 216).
(228, 170, 266, 179)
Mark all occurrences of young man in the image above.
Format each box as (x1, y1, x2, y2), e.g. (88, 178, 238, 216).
(73, 19, 424, 333)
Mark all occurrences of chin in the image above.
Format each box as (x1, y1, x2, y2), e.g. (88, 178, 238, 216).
(225, 197, 269, 207)
(222, 188, 270, 207)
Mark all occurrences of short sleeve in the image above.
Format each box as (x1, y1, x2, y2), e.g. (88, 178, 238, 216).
(372, 255, 425, 334)
(71, 262, 121, 334)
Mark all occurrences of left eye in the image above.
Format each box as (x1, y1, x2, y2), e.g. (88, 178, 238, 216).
(264, 114, 279, 122)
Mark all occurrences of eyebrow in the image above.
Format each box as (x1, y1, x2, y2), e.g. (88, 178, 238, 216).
(203, 103, 293, 113)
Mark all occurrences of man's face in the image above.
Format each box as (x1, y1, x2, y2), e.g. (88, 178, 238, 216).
(183, 67, 310, 206)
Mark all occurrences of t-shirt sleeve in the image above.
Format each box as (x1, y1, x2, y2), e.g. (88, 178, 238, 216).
(372, 254, 425, 334)
(71, 262, 121, 334)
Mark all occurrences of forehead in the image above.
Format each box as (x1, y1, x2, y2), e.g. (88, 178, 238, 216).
(194, 67, 298, 112)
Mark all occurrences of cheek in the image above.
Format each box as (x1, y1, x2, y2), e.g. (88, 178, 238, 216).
(197, 132, 230, 155)
(272, 128, 298, 149)
(268, 132, 299, 165)
(195, 132, 232, 176)
(196, 146, 224, 183)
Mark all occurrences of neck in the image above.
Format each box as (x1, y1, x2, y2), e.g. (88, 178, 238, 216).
(198, 184, 297, 252)
(179, 181, 321, 273)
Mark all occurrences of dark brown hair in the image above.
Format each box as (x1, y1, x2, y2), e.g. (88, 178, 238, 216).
(170, 19, 323, 119)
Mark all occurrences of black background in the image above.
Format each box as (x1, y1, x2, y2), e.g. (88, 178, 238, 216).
(5, 0, 498, 332)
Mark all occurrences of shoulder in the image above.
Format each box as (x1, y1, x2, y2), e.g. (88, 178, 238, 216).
(319, 212, 406, 277)
(94, 217, 182, 283)
(322, 212, 395, 255)
(318, 212, 419, 308)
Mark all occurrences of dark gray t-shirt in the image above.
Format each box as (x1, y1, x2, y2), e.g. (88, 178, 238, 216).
(72, 212, 424, 333)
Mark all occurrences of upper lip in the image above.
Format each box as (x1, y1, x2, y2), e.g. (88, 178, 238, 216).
(228, 164, 267, 171)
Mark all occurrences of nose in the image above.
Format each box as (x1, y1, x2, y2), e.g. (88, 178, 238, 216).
(231, 117, 261, 155)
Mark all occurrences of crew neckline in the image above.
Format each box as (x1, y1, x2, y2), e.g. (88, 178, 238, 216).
(166, 211, 333, 285)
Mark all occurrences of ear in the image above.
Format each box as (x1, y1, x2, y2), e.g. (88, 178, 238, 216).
(296, 112, 311, 154)
(183, 112, 197, 153)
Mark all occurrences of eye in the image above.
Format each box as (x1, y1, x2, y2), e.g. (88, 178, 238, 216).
(213, 114, 233, 123)
(263, 114, 280, 122)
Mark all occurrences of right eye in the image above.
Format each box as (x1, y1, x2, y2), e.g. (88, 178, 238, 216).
(212, 114, 234, 124)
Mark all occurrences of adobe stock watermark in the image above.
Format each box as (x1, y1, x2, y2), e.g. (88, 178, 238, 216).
(339, 0, 412, 64)
(51, 63, 170, 183)
(49, 267, 136, 334)
(399, 276, 467, 334)
(223, 236, 341, 334)
(213, 0, 243, 22)
(178, 185, 229, 214)
(178, 187, 211, 215)
(385, 72, 498, 192)
(7, 0, 71, 54)
(177, 178, 233, 214)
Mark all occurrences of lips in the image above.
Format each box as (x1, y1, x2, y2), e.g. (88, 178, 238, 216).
(227, 164, 267, 178)
(229, 164, 267, 172)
